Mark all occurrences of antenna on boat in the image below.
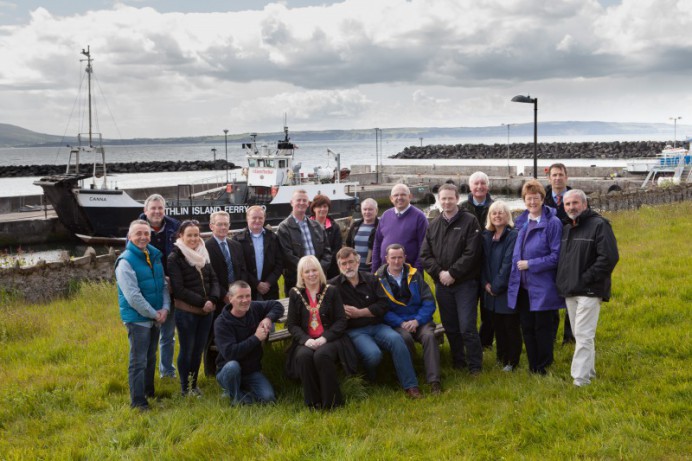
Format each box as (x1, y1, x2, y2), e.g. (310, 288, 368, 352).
(80, 46, 93, 147)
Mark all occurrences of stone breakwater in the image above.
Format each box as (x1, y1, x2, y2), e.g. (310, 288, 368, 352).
(0, 160, 237, 178)
(392, 140, 686, 160)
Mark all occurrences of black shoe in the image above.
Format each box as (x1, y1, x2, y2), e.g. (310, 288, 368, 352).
(562, 337, 576, 345)
(430, 382, 442, 395)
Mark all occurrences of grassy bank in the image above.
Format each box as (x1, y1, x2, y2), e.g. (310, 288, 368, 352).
(1, 203, 690, 460)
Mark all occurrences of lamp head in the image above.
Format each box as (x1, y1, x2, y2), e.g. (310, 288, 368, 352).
(512, 95, 536, 104)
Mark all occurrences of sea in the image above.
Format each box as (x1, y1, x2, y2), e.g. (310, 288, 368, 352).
(0, 132, 672, 198)
(0, 132, 672, 259)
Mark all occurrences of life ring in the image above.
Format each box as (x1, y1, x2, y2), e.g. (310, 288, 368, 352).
(271, 185, 279, 197)
(226, 184, 234, 193)
(242, 167, 248, 176)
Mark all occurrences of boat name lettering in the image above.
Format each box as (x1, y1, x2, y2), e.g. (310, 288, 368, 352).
(166, 207, 189, 216)
(89, 196, 108, 202)
(251, 169, 274, 175)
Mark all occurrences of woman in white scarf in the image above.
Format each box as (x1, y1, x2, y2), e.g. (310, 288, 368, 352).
(167, 220, 220, 396)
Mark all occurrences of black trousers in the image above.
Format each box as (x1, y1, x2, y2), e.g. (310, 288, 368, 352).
(479, 290, 495, 348)
(493, 312, 522, 367)
(517, 288, 554, 374)
(294, 343, 343, 409)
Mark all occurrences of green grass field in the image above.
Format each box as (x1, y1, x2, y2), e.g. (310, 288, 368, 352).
(1, 202, 690, 460)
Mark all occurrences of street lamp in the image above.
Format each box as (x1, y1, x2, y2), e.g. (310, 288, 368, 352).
(211, 147, 217, 162)
(511, 94, 538, 178)
(223, 129, 229, 183)
(669, 116, 682, 147)
(502, 123, 513, 176)
(375, 128, 381, 184)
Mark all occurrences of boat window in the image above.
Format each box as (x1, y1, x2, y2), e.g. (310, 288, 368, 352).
(265, 160, 274, 168)
(248, 159, 257, 167)
(279, 160, 286, 168)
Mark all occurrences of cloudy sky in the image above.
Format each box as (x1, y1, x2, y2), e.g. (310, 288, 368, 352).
(0, 0, 690, 138)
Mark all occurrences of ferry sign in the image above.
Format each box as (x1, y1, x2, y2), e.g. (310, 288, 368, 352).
(166, 204, 266, 217)
(248, 168, 280, 187)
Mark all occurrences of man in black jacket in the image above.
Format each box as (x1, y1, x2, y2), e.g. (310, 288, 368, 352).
(204, 211, 248, 376)
(277, 189, 332, 294)
(556, 189, 619, 387)
(421, 183, 484, 374)
(139, 194, 180, 379)
(214, 281, 283, 405)
(329, 247, 424, 398)
(234, 206, 284, 301)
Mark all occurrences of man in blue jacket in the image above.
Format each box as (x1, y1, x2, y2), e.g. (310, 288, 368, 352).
(214, 281, 284, 405)
(115, 219, 171, 411)
(376, 244, 441, 393)
(139, 194, 180, 378)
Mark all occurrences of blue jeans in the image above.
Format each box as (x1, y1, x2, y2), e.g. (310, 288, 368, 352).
(435, 280, 483, 371)
(158, 309, 176, 377)
(126, 323, 160, 408)
(347, 324, 419, 390)
(216, 361, 276, 405)
(175, 310, 213, 393)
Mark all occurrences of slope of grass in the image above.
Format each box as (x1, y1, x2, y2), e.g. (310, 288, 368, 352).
(0, 203, 690, 459)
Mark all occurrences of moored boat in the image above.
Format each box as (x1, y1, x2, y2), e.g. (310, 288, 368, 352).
(34, 48, 358, 243)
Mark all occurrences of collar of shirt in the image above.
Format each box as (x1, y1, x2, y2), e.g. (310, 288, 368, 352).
(387, 268, 404, 286)
(291, 214, 307, 224)
(394, 205, 411, 216)
(529, 216, 542, 224)
(472, 197, 486, 206)
(250, 229, 265, 238)
(213, 236, 227, 245)
(443, 208, 459, 222)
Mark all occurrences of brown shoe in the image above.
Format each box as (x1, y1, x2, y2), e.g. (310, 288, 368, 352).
(405, 387, 423, 399)
(430, 382, 442, 395)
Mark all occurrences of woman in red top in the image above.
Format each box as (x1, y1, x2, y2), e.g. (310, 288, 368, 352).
(286, 255, 348, 409)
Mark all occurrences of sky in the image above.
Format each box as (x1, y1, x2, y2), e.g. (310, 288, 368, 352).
(0, 0, 690, 138)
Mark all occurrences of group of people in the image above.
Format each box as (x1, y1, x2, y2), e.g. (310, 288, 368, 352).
(116, 163, 619, 411)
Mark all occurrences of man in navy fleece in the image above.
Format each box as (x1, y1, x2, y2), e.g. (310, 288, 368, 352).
(214, 281, 283, 405)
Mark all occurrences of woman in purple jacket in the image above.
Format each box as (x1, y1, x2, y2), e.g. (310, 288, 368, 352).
(508, 180, 565, 374)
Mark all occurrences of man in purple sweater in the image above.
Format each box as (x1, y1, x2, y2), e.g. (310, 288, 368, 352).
(372, 184, 429, 273)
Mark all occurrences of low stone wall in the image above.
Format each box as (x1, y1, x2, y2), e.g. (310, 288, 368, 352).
(588, 184, 692, 212)
(0, 249, 117, 304)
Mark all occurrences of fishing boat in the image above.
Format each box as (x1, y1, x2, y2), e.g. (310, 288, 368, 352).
(34, 47, 358, 243)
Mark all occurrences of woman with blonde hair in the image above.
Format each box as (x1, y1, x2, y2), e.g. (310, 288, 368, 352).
(285, 255, 353, 409)
(481, 201, 521, 371)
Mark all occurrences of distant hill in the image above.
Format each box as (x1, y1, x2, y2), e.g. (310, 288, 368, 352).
(0, 123, 67, 147)
(0, 121, 688, 148)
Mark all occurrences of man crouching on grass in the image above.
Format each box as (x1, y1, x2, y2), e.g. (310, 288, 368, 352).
(214, 281, 284, 405)
(115, 219, 171, 411)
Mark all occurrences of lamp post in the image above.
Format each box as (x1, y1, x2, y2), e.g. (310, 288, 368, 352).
(375, 128, 381, 184)
(669, 116, 682, 147)
(502, 123, 513, 176)
(511, 95, 538, 178)
(223, 129, 229, 183)
(211, 148, 217, 162)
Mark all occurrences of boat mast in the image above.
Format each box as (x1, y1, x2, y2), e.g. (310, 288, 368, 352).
(81, 46, 93, 147)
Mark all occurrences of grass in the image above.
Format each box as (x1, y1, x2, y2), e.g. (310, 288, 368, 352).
(1, 202, 690, 460)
